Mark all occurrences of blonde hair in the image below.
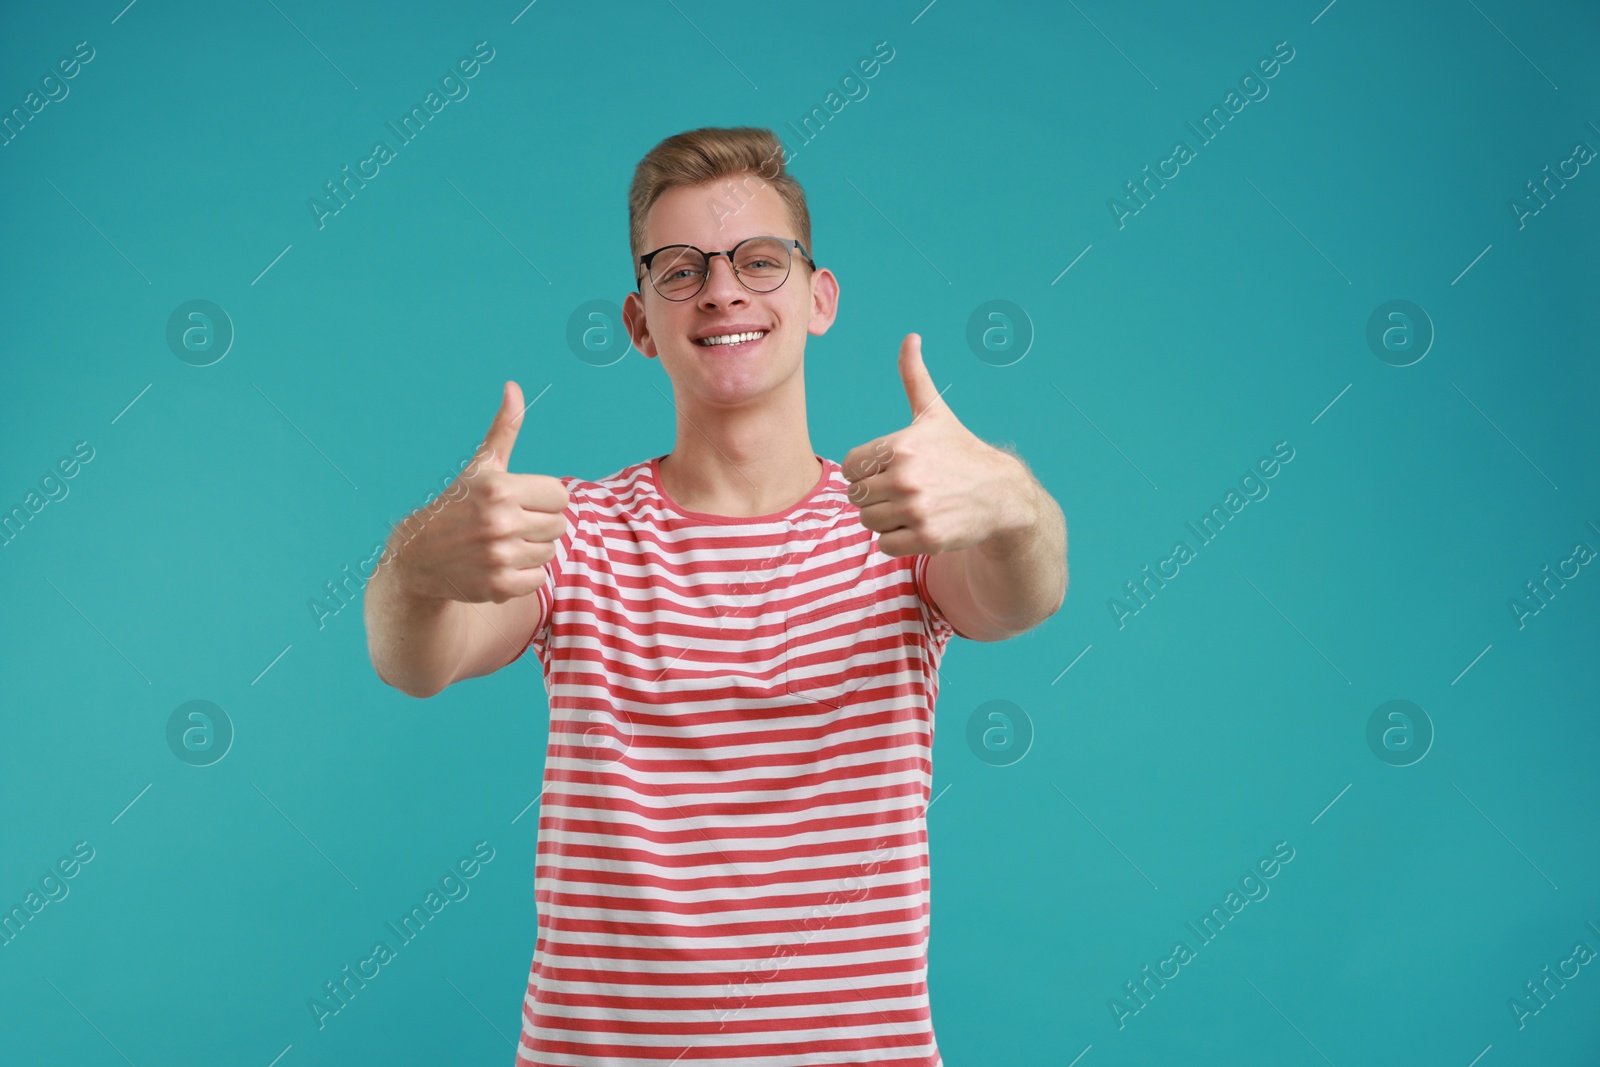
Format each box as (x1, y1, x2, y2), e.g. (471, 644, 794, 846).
(627, 126, 812, 281)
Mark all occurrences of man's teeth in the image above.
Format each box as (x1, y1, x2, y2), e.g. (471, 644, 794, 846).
(696, 331, 766, 346)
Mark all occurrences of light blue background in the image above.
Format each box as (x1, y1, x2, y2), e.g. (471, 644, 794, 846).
(2, 1, 1597, 1064)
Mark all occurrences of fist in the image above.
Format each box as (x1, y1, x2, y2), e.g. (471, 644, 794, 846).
(392, 381, 570, 604)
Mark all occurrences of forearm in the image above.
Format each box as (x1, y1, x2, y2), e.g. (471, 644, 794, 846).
(964, 457, 1068, 632)
(363, 539, 472, 699)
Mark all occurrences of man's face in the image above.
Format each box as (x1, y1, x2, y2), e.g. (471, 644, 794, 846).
(623, 176, 839, 408)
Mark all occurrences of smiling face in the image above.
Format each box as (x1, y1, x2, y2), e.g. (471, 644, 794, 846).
(623, 176, 839, 410)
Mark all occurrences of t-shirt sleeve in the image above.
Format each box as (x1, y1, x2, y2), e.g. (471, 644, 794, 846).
(514, 476, 586, 665)
(913, 551, 965, 651)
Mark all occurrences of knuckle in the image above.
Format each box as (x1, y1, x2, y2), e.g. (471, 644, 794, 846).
(481, 477, 512, 505)
(481, 512, 518, 541)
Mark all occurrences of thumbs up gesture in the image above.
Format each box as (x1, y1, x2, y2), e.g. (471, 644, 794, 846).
(842, 334, 1034, 559)
(391, 381, 570, 604)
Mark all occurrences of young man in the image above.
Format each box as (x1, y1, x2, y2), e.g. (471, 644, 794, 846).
(364, 126, 1067, 1066)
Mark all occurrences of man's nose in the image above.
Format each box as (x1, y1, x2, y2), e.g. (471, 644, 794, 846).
(699, 254, 747, 305)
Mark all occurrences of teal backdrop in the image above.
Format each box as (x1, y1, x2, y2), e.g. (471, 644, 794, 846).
(2, 0, 1597, 1064)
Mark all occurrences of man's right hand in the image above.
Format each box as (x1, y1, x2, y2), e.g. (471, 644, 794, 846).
(392, 380, 570, 605)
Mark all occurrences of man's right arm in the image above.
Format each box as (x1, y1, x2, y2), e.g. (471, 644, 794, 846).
(362, 379, 566, 699)
(364, 557, 544, 699)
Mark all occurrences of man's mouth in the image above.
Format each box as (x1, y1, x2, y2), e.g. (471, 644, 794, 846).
(694, 330, 768, 350)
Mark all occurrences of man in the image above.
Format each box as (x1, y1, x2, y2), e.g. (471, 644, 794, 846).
(364, 125, 1067, 1066)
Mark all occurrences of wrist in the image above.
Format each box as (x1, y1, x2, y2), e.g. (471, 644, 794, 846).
(982, 451, 1043, 553)
(383, 531, 443, 605)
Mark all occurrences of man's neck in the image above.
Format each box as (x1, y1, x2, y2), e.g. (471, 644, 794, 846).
(659, 406, 821, 519)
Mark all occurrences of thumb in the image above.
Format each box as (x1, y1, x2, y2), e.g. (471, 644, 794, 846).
(477, 380, 525, 472)
(899, 333, 942, 421)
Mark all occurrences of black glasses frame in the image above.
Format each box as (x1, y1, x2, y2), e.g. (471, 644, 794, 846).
(636, 236, 817, 301)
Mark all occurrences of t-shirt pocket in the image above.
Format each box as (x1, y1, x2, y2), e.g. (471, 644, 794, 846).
(781, 587, 897, 709)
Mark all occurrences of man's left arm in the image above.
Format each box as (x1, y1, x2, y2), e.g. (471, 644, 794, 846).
(923, 449, 1068, 642)
(843, 333, 1069, 643)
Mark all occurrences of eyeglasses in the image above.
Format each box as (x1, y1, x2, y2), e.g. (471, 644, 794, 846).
(636, 235, 816, 301)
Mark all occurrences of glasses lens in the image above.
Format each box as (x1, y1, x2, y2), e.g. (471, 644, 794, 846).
(732, 238, 792, 291)
(650, 246, 707, 299)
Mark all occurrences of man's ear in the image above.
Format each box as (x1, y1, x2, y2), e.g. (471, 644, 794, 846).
(807, 266, 840, 337)
(622, 290, 657, 359)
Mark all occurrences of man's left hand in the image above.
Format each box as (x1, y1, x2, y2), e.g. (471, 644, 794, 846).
(842, 333, 1037, 559)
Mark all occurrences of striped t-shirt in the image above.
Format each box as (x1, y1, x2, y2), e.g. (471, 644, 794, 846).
(512, 453, 964, 1066)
